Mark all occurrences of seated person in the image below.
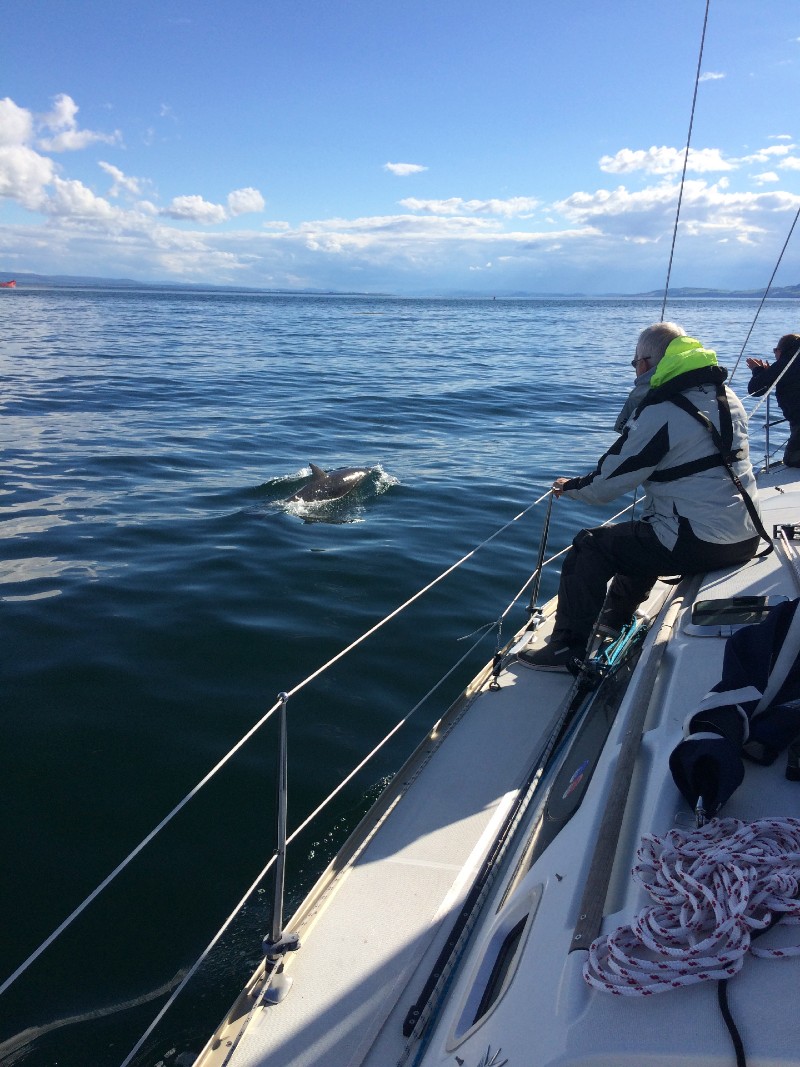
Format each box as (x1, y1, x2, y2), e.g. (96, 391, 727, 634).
(520, 324, 762, 673)
(614, 321, 684, 434)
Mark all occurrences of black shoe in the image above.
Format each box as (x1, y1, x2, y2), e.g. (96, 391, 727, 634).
(517, 642, 583, 674)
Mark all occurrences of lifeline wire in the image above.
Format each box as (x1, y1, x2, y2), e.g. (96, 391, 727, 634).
(120, 622, 497, 1067)
(660, 0, 710, 322)
(746, 343, 800, 421)
(0, 488, 550, 1000)
(123, 493, 636, 1060)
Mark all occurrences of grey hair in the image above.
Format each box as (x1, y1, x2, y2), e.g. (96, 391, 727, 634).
(635, 322, 686, 365)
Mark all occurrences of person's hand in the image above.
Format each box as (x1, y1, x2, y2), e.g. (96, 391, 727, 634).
(552, 477, 569, 498)
(747, 357, 769, 370)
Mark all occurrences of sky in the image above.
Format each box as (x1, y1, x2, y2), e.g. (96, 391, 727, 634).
(2, 0, 800, 295)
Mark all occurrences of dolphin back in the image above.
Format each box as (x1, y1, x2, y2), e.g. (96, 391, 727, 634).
(286, 463, 371, 503)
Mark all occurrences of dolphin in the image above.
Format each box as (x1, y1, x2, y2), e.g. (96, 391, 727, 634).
(285, 463, 372, 503)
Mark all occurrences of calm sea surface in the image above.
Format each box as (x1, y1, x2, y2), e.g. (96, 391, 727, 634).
(0, 288, 793, 1065)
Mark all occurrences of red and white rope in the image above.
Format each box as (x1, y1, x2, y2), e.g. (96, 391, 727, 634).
(583, 817, 800, 995)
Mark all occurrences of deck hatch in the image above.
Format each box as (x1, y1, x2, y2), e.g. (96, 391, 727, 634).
(688, 595, 788, 633)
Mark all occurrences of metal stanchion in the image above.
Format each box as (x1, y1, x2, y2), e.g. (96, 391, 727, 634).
(261, 692, 300, 1004)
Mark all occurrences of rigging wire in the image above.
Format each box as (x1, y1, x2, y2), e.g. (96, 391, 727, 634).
(728, 206, 800, 383)
(660, 0, 711, 322)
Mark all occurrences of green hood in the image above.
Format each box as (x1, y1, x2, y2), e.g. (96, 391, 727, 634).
(650, 336, 718, 389)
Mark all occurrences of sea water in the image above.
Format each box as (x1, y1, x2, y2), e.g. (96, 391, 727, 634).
(0, 287, 793, 1065)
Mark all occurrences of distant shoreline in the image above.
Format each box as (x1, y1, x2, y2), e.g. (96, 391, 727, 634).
(1, 271, 799, 300)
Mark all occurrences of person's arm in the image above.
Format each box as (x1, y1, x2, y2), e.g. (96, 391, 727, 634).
(554, 408, 670, 505)
(746, 357, 780, 397)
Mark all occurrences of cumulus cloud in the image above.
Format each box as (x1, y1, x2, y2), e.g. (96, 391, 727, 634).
(0, 93, 267, 241)
(2, 88, 799, 294)
(736, 145, 795, 165)
(162, 186, 266, 223)
(699, 71, 725, 82)
(162, 194, 229, 224)
(600, 146, 735, 175)
(99, 161, 144, 198)
(383, 162, 427, 176)
(45, 176, 118, 219)
(227, 187, 266, 215)
(400, 196, 540, 217)
(0, 97, 34, 146)
(0, 97, 55, 209)
(37, 93, 120, 152)
(601, 142, 800, 179)
(553, 177, 800, 251)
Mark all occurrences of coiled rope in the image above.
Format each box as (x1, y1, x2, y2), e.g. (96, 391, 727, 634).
(583, 816, 800, 996)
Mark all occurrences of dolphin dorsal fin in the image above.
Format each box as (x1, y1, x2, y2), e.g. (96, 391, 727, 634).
(309, 463, 327, 479)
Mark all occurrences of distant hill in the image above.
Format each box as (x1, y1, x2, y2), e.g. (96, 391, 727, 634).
(2, 271, 800, 299)
(634, 284, 800, 300)
(0, 272, 367, 295)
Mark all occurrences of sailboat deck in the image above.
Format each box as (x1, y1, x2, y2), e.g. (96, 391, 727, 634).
(199, 467, 800, 1067)
(205, 651, 572, 1067)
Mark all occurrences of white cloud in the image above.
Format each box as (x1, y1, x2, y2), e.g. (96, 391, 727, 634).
(737, 144, 795, 164)
(99, 161, 144, 198)
(553, 178, 800, 251)
(0, 98, 54, 209)
(162, 194, 229, 223)
(36, 93, 120, 152)
(0, 97, 34, 146)
(699, 71, 725, 82)
(400, 196, 539, 217)
(2, 89, 800, 294)
(227, 187, 266, 216)
(600, 146, 735, 175)
(45, 176, 118, 219)
(39, 93, 79, 132)
(383, 162, 427, 176)
(0, 145, 54, 209)
(162, 187, 266, 223)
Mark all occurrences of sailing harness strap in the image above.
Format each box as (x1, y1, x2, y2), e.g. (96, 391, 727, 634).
(668, 387, 774, 557)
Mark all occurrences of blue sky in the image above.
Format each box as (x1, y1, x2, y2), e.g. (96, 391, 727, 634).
(2, 0, 800, 294)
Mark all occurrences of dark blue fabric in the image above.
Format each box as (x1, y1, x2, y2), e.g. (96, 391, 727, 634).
(669, 598, 800, 813)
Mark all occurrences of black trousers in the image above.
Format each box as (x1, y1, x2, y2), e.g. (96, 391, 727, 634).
(552, 520, 760, 648)
(784, 421, 800, 467)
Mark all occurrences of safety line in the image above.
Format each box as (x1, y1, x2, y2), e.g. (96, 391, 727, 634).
(0, 488, 550, 1001)
(120, 623, 497, 1067)
(281, 489, 552, 701)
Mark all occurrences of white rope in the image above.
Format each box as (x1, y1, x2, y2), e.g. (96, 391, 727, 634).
(583, 817, 800, 996)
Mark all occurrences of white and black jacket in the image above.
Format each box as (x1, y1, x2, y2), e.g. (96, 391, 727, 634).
(560, 363, 760, 551)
